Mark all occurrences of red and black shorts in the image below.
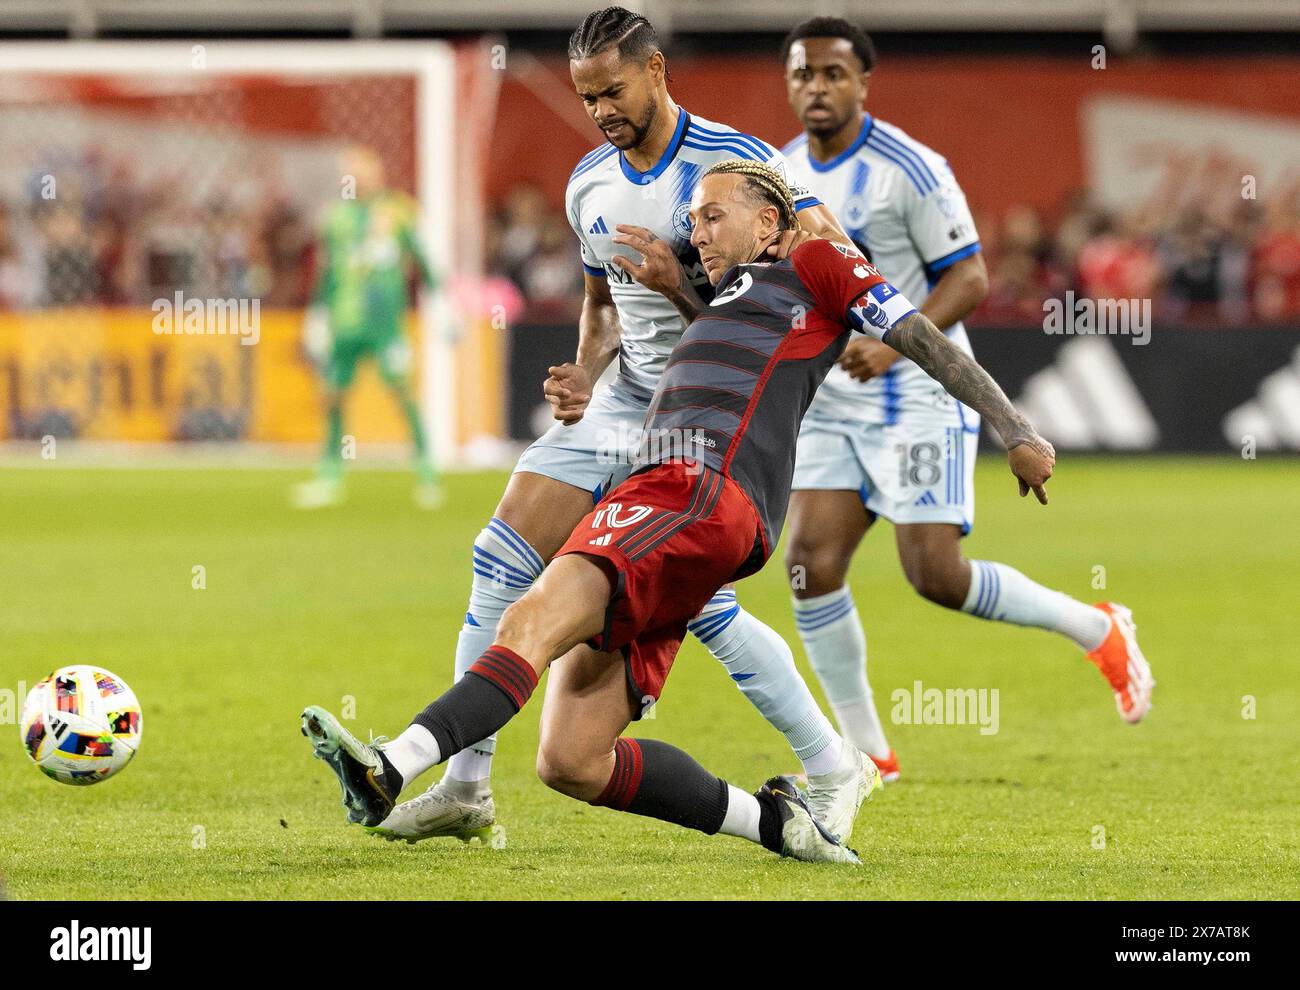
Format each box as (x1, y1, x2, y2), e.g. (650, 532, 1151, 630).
(555, 460, 763, 714)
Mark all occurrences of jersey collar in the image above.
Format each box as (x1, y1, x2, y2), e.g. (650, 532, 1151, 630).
(806, 113, 873, 173)
(715, 245, 776, 293)
(619, 106, 690, 185)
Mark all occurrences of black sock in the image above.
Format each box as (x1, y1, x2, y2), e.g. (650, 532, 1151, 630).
(411, 646, 538, 759)
(376, 750, 404, 799)
(591, 738, 729, 835)
(755, 786, 784, 853)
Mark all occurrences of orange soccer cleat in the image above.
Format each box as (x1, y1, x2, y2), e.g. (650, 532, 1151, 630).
(1086, 602, 1155, 723)
(869, 749, 901, 783)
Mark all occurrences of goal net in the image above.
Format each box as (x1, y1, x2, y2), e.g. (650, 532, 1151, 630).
(0, 41, 502, 464)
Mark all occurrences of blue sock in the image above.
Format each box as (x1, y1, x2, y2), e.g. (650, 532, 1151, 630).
(445, 517, 545, 783)
(689, 589, 841, 775)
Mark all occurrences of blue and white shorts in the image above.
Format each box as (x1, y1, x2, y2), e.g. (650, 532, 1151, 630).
(513, 376, 651, 501)
(792, 413, 981, 533)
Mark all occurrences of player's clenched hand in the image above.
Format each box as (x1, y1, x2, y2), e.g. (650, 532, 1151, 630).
(543, 362, 593, 425)
(1007, 435, 1056, 505)
(838, 337, 900, 382)
(764, 228, 819, 260)
(611, 225, 683, 297)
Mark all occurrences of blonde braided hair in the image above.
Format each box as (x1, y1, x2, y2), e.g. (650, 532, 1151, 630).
(702, 158, 800, 232)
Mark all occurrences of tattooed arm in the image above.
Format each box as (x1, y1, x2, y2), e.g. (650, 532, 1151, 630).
(884, 311, 1056, 503)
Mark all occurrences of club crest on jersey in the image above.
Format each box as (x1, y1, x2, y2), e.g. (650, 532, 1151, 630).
(592, 503, 653, 529)
(843, 195, 869, 228)
(709, 271, 753, 306)
(671, 202, 693, 238)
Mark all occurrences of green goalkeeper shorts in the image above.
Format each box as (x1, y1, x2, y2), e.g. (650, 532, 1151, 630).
(325, 335, 412, 390)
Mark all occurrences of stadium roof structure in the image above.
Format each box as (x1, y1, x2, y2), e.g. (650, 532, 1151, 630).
(2, 0, 1299, 42)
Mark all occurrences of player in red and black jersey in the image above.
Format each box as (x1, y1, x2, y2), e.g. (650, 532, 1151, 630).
(300, 160, 1054, 864)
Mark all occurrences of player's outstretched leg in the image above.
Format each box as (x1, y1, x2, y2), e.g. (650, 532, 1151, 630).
(534, 644, 861, 864)
(380, 474, 595, 845)
(896, 524, 1155, 723)
(301, 552, 608, 830)
(688, 586, 879, 841)
(784, 489, 900, 783)
(592, 747, 860, 865)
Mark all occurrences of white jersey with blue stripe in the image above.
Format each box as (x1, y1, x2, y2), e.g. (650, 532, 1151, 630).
(566, 107, 820, 396)
(782, 114, 982, 427)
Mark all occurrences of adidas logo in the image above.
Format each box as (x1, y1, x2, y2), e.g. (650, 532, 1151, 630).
(913, 491, 938, 507)
(588, 533, 613, 546)
(1012, 337, 1158, 449)
(588, 216, 609, 235)
(1222, 344, 1300, 450)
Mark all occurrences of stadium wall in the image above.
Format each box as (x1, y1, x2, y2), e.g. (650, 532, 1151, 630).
(489, 55, 1300, 222)
(505, 320, 1300, 454)
(0, 309, 421, 443)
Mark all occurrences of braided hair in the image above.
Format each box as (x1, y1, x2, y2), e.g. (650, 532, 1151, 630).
(702, 159, 800, 232)
(568, 7, 660, 63)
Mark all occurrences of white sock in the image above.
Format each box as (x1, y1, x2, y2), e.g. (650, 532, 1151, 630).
(830, 697, 888, 761)
(688, 590, 841, 776)
(963, 560, 1110, 651)
(382, 723, 441, 789)
(793, 587, 891, 760)
(801, 735, 844, 777)
(444, 746, 493, 783)
(445, 518, 544, 785)
(719, 784, 763, 844)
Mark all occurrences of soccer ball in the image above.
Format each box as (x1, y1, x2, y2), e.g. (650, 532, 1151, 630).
(19, 665, 143, 785)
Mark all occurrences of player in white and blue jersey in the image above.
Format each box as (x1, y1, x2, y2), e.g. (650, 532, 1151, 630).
(374, 7, 876, 846)
(776, 19, 1153, 780)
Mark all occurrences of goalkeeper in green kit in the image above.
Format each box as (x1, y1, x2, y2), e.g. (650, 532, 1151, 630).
(294, 146, 443, 510)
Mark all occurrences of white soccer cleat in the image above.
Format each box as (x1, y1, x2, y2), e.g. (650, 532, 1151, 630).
(759, 776, 861, 865)
(413, 481, 447, 511)
(292, 478, 345, 510)
(369, 776, 506, 848)
(804, 746, 881, 845)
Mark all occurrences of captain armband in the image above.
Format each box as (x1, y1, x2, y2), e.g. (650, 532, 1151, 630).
(845, 281, 917, 341)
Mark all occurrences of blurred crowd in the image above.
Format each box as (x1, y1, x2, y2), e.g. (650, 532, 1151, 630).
(979, 186, 1300, 325)
(483, 185, 585, 319)
(483, 181, 1300, 327)
(5, 157, 1299, 329)
(0, 152, 316, 311)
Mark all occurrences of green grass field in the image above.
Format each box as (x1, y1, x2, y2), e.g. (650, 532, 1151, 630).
(2, 457, 1297, 900)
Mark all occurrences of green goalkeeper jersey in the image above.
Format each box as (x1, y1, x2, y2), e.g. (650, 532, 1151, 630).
(313, 191, 436, 341)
